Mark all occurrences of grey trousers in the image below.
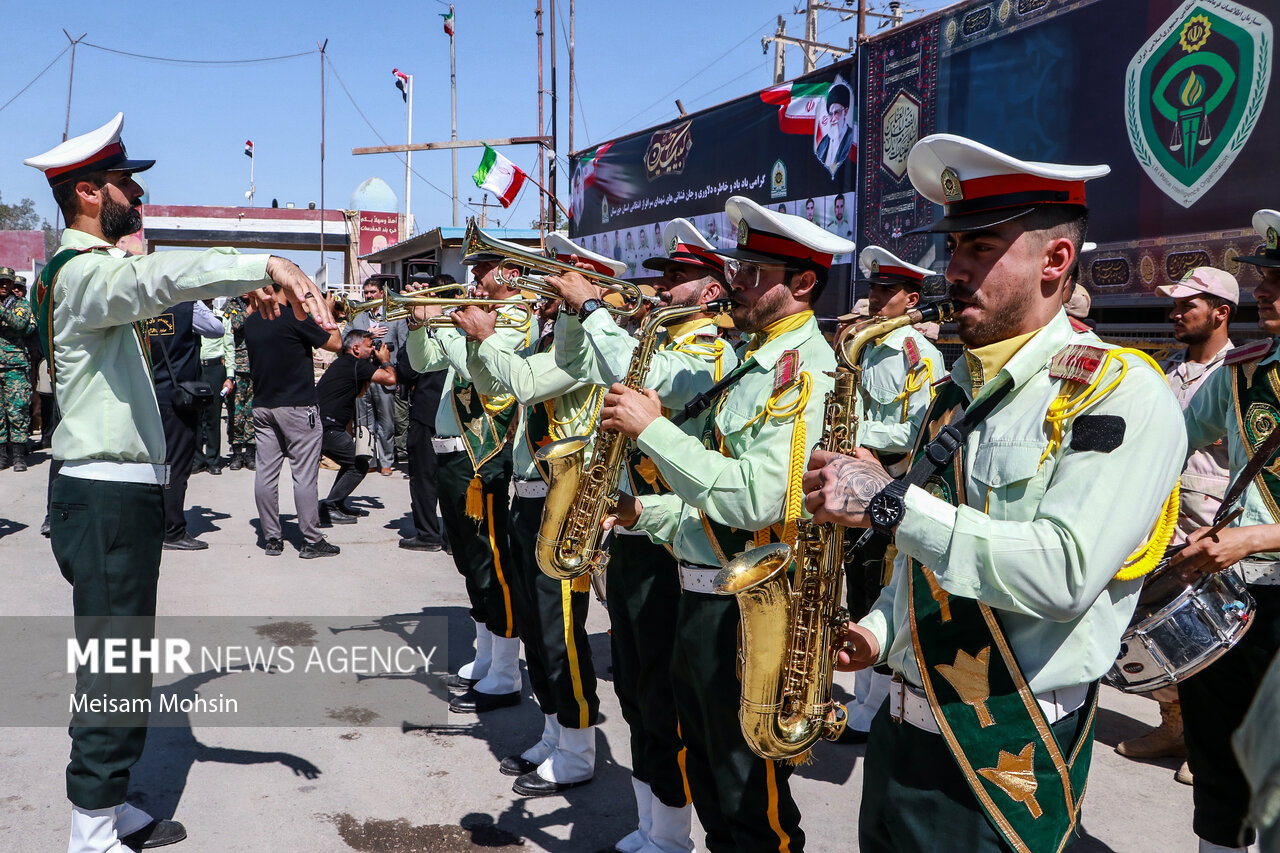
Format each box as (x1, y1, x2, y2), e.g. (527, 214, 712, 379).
(357, 384, 396, 467)
(252, 404, 323, 543)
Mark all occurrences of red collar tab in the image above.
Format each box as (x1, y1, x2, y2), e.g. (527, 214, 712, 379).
(945, 173, 1087, 218)
(738, 225, 834, 269)
(45, 142, 126, 184)
(554, 253, 616, 277)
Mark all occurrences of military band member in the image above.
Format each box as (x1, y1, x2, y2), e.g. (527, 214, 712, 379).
(1178, 210, 1280, 853)
(552, 221, 737, 851)
(604, 197, 853, 852)
(406, 243, 533, 714)
(26, 112, 334, 853)
(456, 235, 623, 798)
(842, 247, 944, 742)
(1116, 268, 1238, 778)
(803, 134, 1186, 853)
(0, 266, 35, 471)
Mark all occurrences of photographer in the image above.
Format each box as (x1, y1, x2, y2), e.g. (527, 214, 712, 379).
(316, 328, 396, 525)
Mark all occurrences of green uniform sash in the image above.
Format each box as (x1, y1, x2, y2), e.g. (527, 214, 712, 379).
(906, 380, 1098, 853)
(450, 373, 516, 518)
(1231, 355, 1280, 524)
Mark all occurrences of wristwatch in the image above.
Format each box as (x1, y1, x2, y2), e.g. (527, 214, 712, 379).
(867, 480, 910, 536)
(578, 298, 603, 322)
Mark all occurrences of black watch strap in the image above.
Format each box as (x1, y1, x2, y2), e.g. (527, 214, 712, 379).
(870, 479, 910, 535)
(578, 299, 603, 322)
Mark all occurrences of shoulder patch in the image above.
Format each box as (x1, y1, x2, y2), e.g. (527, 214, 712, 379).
(1225, 338, 1275, 366)
(1070, 414, 1126, 453)
(774, 349, 799, 392)
(903, 336, 921, 368)
(1049, 344, 1107, 384)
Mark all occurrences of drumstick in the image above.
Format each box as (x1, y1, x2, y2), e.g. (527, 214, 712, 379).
(1202, 507, 1243, 539)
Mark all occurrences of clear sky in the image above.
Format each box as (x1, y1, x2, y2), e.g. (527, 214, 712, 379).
(2, 0, 953, 271)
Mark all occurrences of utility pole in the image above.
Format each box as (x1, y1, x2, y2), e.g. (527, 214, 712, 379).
(319, 39, 328, 268)
(549, 0, 559, 233)
(468, 194, 499, 228)
(764, 15, 787, 84)
(536, 1, 545, 240)
(568, 0, 575, 159)
(61, 30, 86, 143)
(449, 4, 459, 227)
(803, 1, 819, 72)
(760, 0, 911, 76)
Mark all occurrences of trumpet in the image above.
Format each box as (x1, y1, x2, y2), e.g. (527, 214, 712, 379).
(333, 286, 533, 328)
(462, 219, 652, 316)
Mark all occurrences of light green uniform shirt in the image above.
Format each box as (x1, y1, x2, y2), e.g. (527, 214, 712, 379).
(405, 309, 533, 438)
(48, 228, 270, 466)
(632, 314, 835, 567)
(1183, 338, 1280, 555)
(859, 311, 1187, 694)
(555, 309, 740, 410)
(856, 324, 943, 455)
(469, 313, 602, 481)
(199, 311, 235, 373)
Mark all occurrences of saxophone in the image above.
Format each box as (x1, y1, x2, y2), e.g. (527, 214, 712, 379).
(714, 301, 953, 761)
(536, 298, 735, 580)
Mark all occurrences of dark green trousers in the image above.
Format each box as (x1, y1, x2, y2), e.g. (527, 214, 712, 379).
(607, 533, 689, 807)
(508, 493, 598, 728)
(436, 447, 517, 638)
(1180, 584, 1280, 848)
(859, 698, 1090, 853)
(51, 476, 163, 809)
(671, 592, 803, 853)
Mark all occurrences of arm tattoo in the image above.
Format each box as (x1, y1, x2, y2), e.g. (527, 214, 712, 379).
(830, 458, 892, 513)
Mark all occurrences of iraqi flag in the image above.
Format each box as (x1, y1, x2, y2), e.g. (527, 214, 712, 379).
(393, 68, 409, 102)
(760, 81, 828, 135)
(244, 140, 254, 158)
(472, 145, 527, 208)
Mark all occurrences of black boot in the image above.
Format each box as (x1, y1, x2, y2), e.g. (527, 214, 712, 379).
(0, 443, 10, 471)
(11, 442, 26, 472)
(228, 445, 244, 471)
(244, 445, 256, 471)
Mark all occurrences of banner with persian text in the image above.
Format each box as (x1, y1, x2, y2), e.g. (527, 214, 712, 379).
(569, 61, 859, 317)
(858, 0, 1276, 301)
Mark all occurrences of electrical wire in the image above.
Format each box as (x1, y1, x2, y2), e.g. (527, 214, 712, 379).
(82, 42, 316, 66)
(0, 44, 71, 115)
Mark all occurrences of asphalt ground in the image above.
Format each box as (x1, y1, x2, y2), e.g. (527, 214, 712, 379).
(0, 448, 1194, 851)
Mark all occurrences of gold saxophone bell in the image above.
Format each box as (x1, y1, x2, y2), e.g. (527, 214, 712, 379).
(462, 219, 651, 316)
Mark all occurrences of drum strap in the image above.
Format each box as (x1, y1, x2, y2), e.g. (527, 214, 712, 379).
(906, 379, 1097, 853)
(1225, 360, 1280, 524)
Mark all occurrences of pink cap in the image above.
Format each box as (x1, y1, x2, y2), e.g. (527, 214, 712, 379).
(1155, 266, 1239, 305)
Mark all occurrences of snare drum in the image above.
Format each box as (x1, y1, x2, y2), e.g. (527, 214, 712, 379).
(1105, 563, 1255, 693)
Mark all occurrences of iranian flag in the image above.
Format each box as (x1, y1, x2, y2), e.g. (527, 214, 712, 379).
(472, 145, 527, 208)
(761, 81, 829, 135)
(441, 10, 455, 36)
(576, 142, 612, 190)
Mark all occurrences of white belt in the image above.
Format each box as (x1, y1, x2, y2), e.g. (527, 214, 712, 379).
(678, 562, 721, 594)
(615, 526, 648, 536)
(60, 460, 169, 486)
(513, 479, 549, 499)
(432, 436, 466, 454)
(1240, 559, 1280, 586)
(888, 676, 1088, 733)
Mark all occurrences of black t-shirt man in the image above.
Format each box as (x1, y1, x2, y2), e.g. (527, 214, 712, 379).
(317, 352, 379, 430)
(243, 310, 331, 408)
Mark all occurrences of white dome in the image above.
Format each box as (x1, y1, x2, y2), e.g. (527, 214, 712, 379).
(350, 177, 398, 212)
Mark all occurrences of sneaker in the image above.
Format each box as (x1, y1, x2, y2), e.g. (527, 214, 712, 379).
(264, 538, 284, 556)
(300, 538, 340, 559)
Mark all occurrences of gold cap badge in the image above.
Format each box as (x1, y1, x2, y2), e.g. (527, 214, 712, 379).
(941, 167, 964, 203)
(737, 219, 750, 246)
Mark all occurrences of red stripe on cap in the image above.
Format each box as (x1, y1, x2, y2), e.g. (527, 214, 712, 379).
(555, 253, 616, 276)
(672, 242, 723, 269)
(959, 173, 1087, 206)
(44, 142, 125, 182)
(740, 229, 834, 269)
(874, 264, 925, 282)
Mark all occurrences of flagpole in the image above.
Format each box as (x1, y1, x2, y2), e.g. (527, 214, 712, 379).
(247, 146, 255, 207)
(406, 72, 414, 238)
(449, 4, 459, 227)
(523, 170, 570, 221)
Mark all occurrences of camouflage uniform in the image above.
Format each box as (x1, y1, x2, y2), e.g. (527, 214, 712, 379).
(0, 270, 34, 463)
(223, 297, 256, 467)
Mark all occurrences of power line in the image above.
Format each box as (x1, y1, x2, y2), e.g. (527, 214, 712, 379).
(0, 44, 71, 115)
(82, 42, 316, 66)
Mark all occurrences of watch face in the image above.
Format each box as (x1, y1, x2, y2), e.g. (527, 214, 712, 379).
(869, 492, 904, 530)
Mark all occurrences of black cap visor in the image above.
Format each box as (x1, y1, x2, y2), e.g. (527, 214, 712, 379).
(1236, 251, 1280, 269)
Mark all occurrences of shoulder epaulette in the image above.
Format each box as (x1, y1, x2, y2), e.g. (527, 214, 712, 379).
(1049, 343, 1108, 384)
(903, 336, 922, 369)
(931, 373, 953, 389)
(1225, 338, 1275, 366)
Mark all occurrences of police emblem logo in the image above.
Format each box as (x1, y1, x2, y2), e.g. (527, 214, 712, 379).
(1268, 227, 1278, 250)
(940, 167, 964, 203)
(669, 234, 680, 255)
(737, 218, 750, 246)
(870, 258, 880, 273)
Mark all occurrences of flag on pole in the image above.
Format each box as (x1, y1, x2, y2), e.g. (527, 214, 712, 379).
(760, 82, 829, 135)
(244, 140, 254, 158)
(472, 145, 527, 208)
(392, 68, 409, 102)
(441, 10, 454, 36)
